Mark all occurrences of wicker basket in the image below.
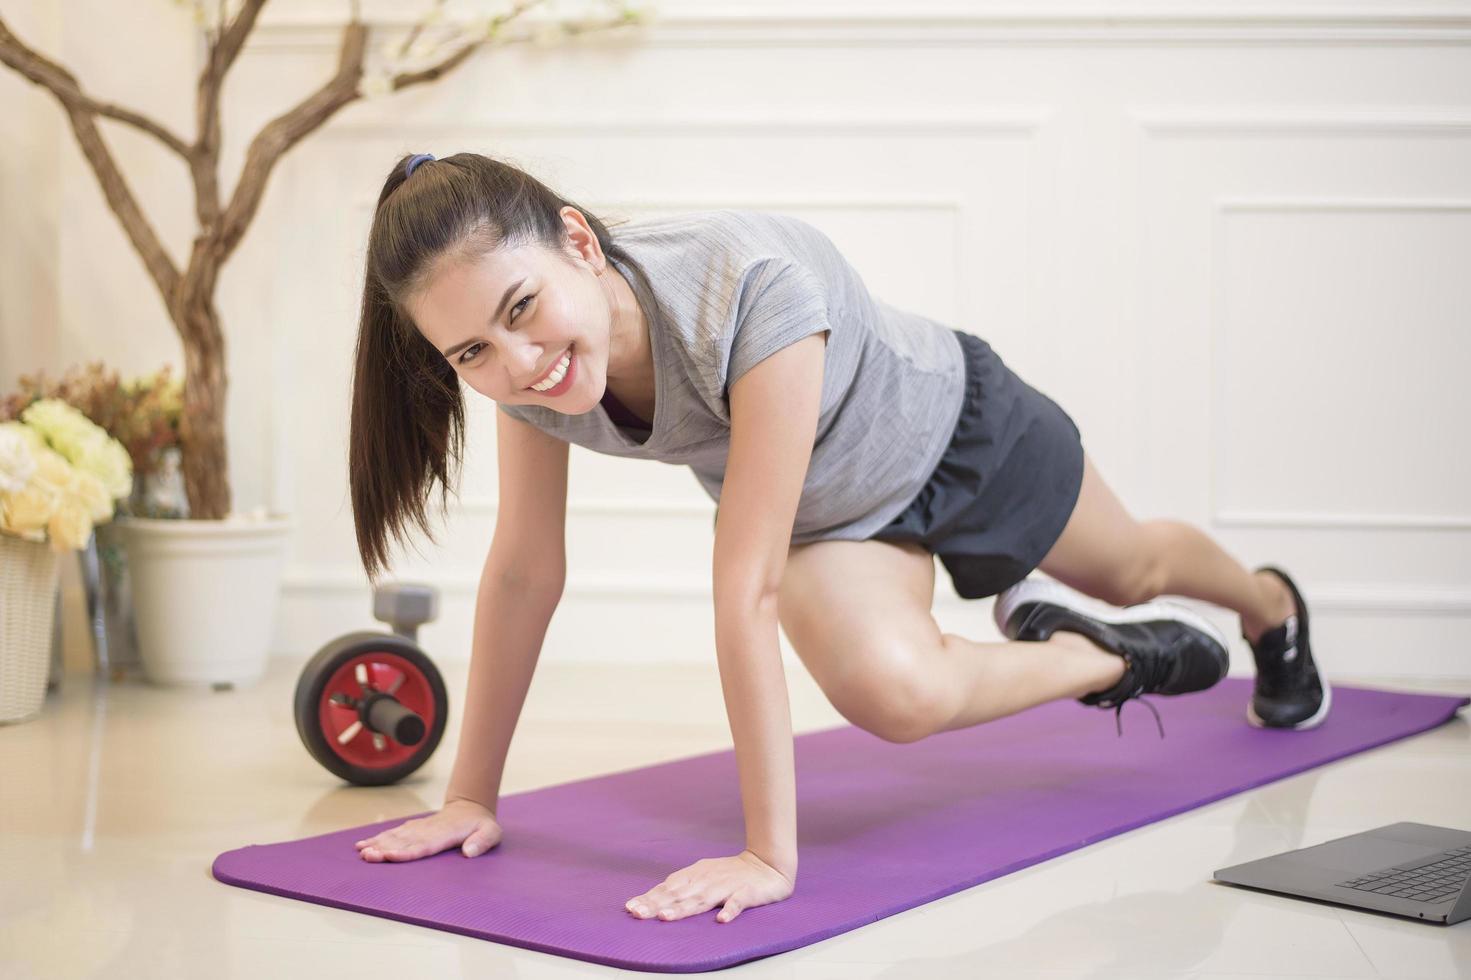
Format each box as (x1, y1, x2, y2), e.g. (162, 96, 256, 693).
(1, 533, 61, 724)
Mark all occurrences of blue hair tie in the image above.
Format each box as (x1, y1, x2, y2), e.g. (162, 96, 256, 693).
(405, 153, 435, 178)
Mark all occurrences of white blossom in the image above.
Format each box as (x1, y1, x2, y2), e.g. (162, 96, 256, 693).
(359, 70, 395, 99)
(531, 21, 566, 46)
(0, 424, 38, 494)
(408, 37, 440, 60)
(619, 1, 652, 24)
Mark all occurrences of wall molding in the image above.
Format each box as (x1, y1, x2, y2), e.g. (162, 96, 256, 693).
(459, 496, 714, 517)
(283, 567, 705, 599)
(1133, 108, 1471, 138)
(282, 565, 1471, 616)
(1214, 510, 1471, 531)
(1214, 198, 1471, 214)
(1130, 108, 1471, 536)
(1205, 197, 1471, 531)
(251, 5, 1471, 49)
(324, 109, 1051, 139)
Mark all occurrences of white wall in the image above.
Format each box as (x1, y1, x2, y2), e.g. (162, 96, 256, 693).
(5, 1, 1470, 678)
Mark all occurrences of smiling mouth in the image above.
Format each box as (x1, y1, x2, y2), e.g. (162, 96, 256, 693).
(525, 346, 572, 391)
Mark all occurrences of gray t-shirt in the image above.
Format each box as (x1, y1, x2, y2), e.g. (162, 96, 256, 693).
(497, 209, 965, 544)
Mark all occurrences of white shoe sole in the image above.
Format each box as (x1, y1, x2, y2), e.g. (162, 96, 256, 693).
(992, 576, 1231, 659)
(1246, 678, 1333, 730)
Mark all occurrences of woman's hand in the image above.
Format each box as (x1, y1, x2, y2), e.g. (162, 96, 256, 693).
(625, 849, 796, 923)
(354, 797, 503, 862)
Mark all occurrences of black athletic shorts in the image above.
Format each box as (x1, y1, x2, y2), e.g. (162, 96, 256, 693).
(868, 329, 1086, 600)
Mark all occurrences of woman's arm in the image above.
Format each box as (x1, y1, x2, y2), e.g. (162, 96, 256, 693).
(712, 330, 829, 877)
(445, 408, 570, 812)
(713, 582, 797, 875)
(356, 409, 567, 864)
(623, 331, 827, 923)
(623, 332, 829, 929)
(443, 566, 562, 813)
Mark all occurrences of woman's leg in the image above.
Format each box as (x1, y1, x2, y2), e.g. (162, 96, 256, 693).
(1036, 452, 1295, 644)
(778, 538, 1127, 743)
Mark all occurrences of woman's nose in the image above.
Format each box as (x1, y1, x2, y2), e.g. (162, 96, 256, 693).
(511, 347, 545, 384)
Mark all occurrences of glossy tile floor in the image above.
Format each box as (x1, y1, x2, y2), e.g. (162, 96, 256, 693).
(2, 657, 1467, 979)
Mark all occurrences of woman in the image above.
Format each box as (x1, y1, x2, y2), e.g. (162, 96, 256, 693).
(346, 152, 1328, 925)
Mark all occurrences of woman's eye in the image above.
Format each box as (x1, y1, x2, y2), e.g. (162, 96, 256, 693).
(458, 294, 535, 365)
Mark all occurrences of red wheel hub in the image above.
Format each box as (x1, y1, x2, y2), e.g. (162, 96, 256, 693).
(316, 650, 438, 768)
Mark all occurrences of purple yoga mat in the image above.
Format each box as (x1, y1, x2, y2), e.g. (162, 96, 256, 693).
(214, 679, 1466, 972)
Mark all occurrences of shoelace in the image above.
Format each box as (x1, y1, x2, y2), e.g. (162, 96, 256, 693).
(1090, 638, 1186, 739)
(1100, 686, 1166, 739)
(1021, 611, 1172, 738)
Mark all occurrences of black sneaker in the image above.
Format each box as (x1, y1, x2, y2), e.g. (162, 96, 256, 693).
(1246, 566, 1331, 730)
(993, 578, 1230, 737)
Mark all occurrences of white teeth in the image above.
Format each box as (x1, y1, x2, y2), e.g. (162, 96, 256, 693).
(530, 349, 571, 391)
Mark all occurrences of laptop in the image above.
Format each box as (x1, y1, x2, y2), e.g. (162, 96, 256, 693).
(1214, 822, 1471, 925)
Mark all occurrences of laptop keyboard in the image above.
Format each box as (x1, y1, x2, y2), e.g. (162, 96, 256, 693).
(1337, 845, 1471, 903)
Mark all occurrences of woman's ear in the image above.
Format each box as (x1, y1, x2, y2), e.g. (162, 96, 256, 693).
(558, 207, 604, 267)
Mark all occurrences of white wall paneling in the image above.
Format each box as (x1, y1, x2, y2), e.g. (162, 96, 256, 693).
(1133, 111, 1471, 675)
(8, 1, 1468, 677)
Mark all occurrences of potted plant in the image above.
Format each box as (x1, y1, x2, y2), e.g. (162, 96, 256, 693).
(4, 363, 204, 683)
(0, 1, 649, 688)
(0, 401, 132, 721)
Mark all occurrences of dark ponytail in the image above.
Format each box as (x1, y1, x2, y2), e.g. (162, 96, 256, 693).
(348, 152, 658, 583)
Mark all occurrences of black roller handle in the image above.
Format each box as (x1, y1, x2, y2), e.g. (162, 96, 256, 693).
(363, 694, 427, 746)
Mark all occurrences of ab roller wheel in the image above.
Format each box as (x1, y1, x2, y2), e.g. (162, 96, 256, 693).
(294, 583, 450, 786)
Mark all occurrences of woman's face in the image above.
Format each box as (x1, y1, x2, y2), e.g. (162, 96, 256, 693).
(405, 208, 614, 413)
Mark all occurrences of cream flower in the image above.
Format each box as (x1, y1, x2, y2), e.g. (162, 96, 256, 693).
(1, 482, 57, 538)
(30, 443, 74, 488)
(70, 469, 114, 524)
(0, 430, 112, 549)
(48, 496, 94, 551)
(20, 399, 94, 456)
(18, 398, 132, 503)
(73, 437, 133, 500)
(0, 423, 38, 494)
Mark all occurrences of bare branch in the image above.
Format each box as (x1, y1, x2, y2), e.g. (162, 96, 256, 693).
(389, 37, 482, 89)
(215, 20, 370, 258)
(0, 16, 191, 158)
(215, 1, 586, 261)
(388, 0, 547, 89)
(193, 0, 270, 229)
(0, 16, 181, 305)
(395, 0, 447, 61)
(213, 0, 268, 80)
(96, 100, 192, 156)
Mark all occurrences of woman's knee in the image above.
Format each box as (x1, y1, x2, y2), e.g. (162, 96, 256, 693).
(778, 539, 946, 742)
(802, 630, 949, 744)
(840, 656, 950, 744)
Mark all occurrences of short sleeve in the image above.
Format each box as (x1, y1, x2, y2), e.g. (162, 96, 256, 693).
(724, 258, 831, 395)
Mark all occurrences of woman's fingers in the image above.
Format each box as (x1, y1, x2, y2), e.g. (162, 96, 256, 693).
(354, 808, 502, 863)
(360, 839, 424, 862)
(461, 820, 502, 857)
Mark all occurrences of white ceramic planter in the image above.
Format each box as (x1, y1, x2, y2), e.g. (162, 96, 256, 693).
(117, 513, 293, 688)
